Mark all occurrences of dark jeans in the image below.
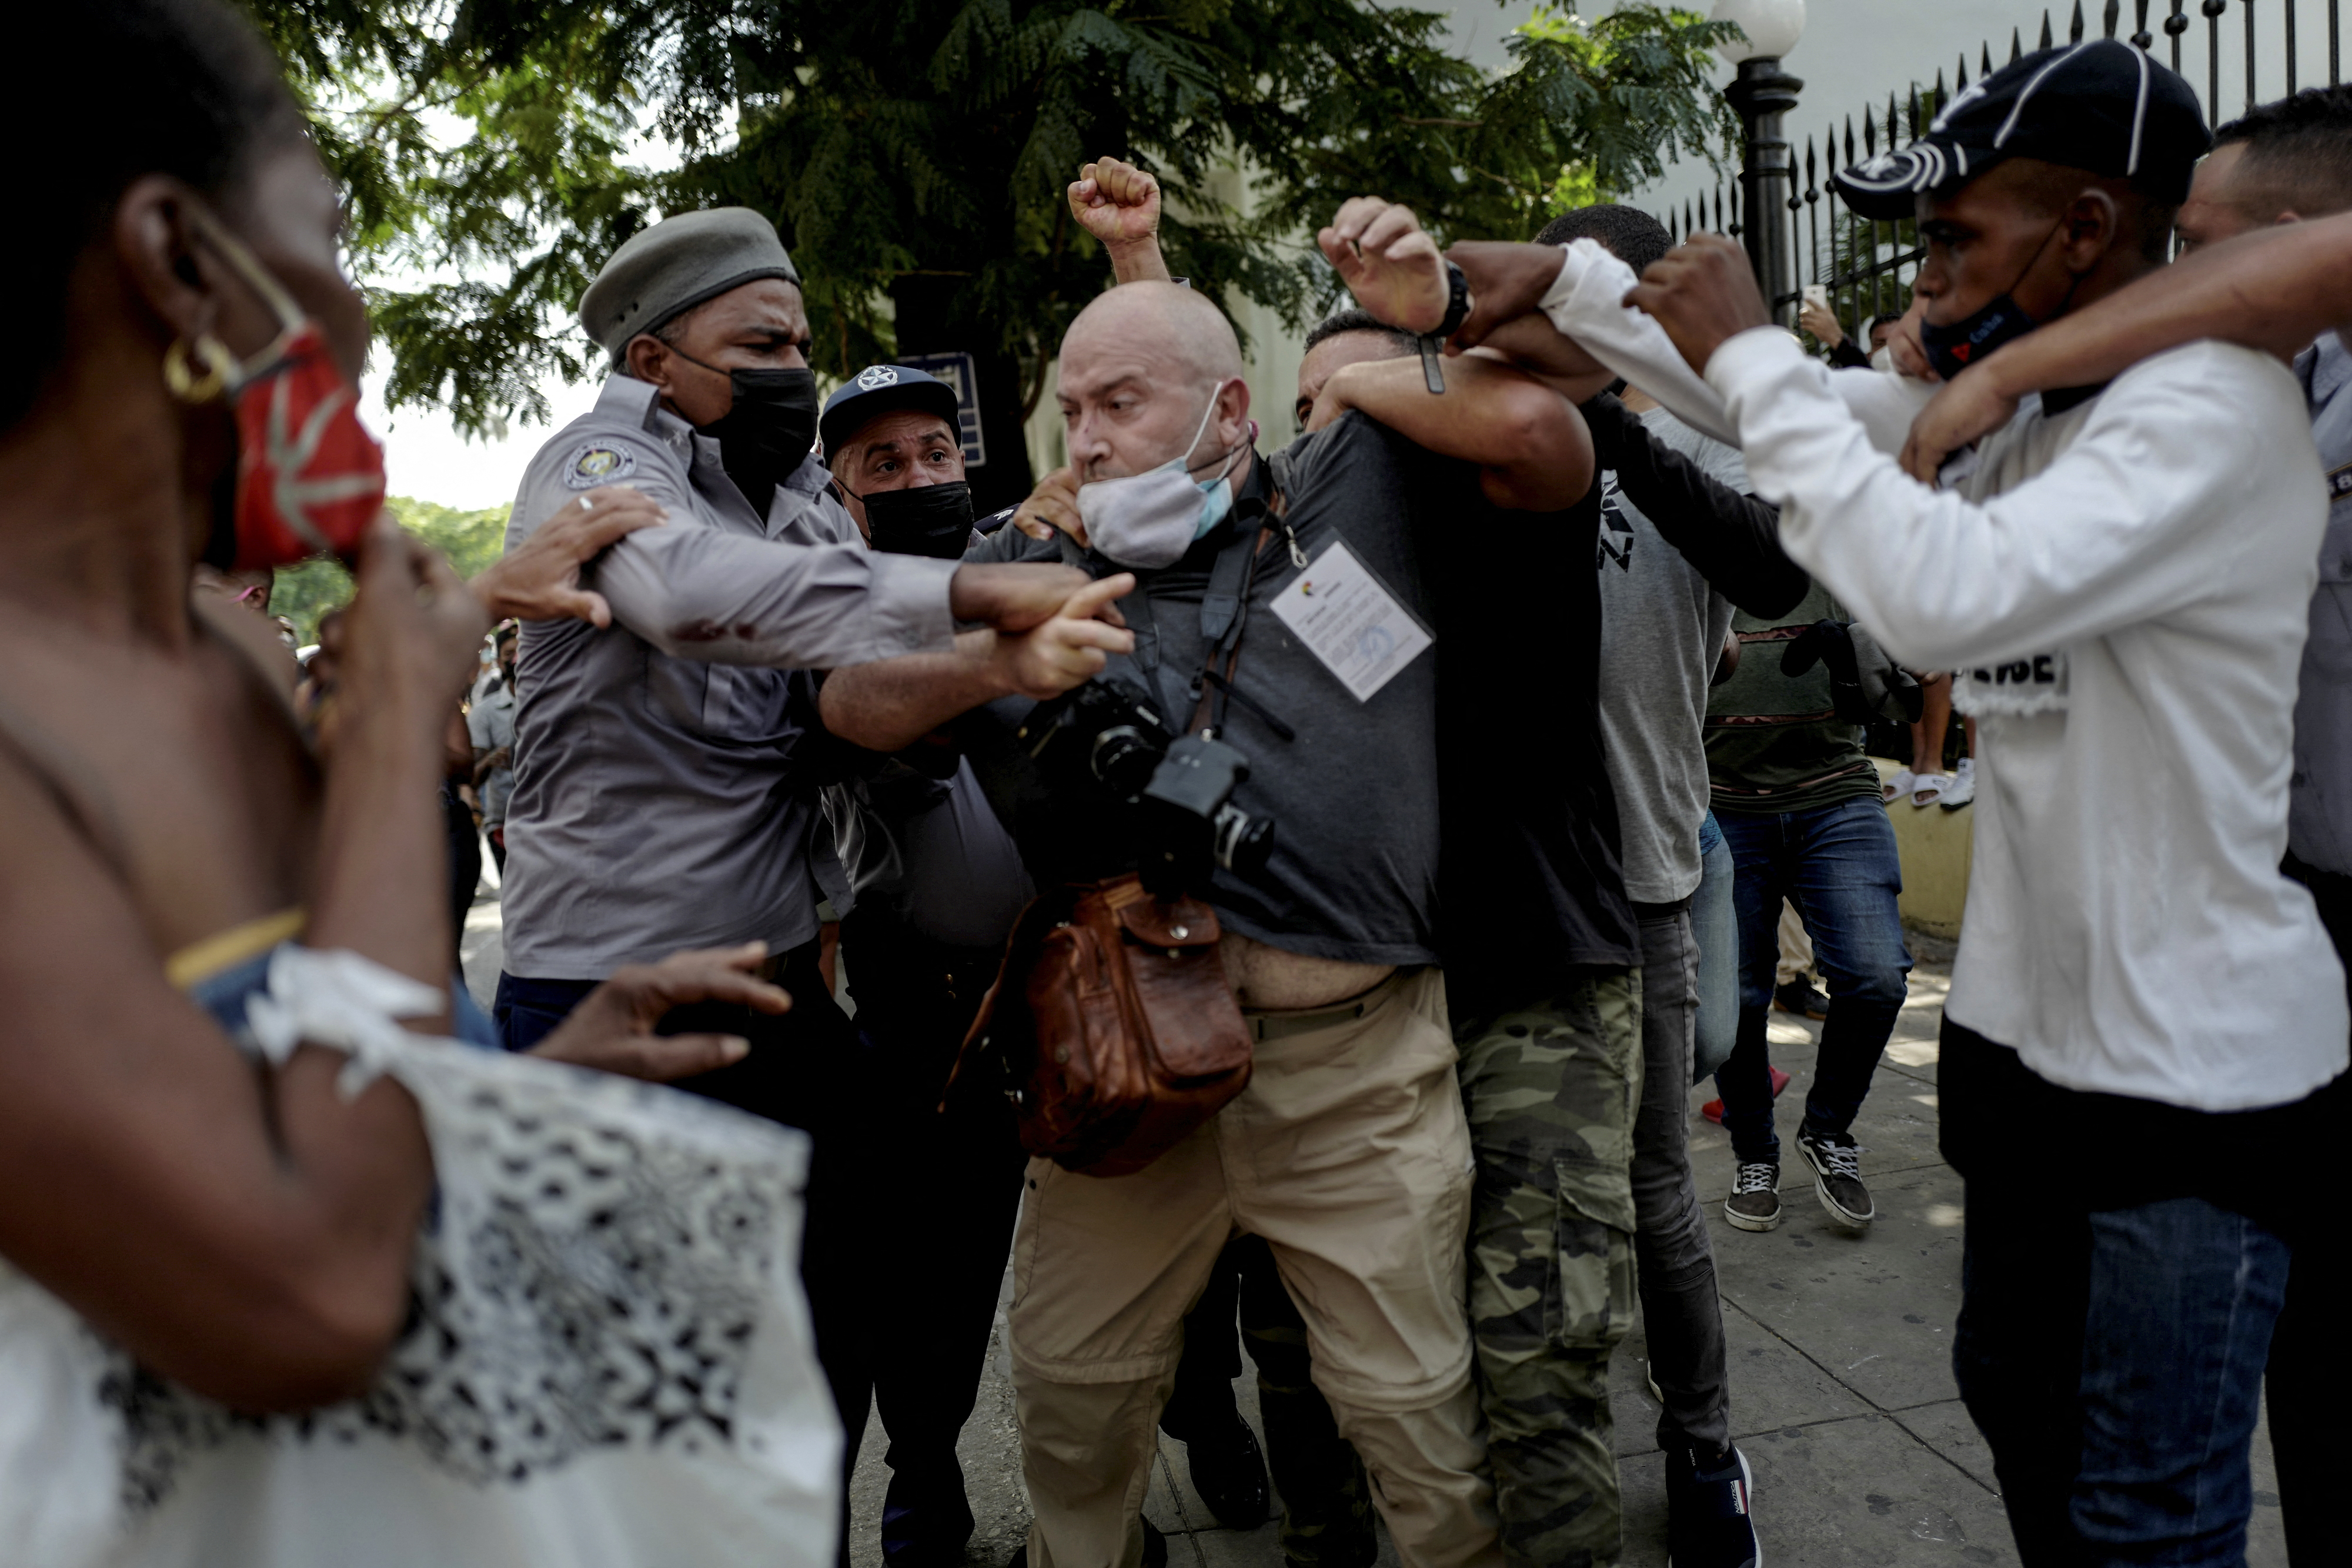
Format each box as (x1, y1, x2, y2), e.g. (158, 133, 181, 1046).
(838, 907, 1027, 1563)
(1712, 797, 1910, 1165)
(1629, 900, 1729, 1457)
(2271, 852, 2351, 1567)
(1689, 812, 1738, 1082)
(1943, 1020, 2293, 1567)
(496, 938, 880, 1567)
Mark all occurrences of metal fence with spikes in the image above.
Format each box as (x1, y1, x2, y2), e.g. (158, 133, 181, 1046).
(1658, 0, 2347, 340)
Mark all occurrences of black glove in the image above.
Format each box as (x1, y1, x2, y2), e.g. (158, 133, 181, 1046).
(1781, 620, 1923, 725)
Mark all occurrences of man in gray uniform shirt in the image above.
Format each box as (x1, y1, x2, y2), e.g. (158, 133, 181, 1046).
(487, 207, 1091, 1554)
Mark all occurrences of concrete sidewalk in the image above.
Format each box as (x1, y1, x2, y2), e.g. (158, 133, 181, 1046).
(847, 940, 2291, 1568)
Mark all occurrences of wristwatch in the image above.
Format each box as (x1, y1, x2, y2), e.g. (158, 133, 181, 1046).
(1418, 262, 1472, 394)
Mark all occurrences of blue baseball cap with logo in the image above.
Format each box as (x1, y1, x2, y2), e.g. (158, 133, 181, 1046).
(1832, 39, 2210, 220)
(820, 364, 963, 460)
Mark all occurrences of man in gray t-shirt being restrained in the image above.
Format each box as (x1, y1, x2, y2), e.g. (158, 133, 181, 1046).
(1536, 203, 1810, 1562)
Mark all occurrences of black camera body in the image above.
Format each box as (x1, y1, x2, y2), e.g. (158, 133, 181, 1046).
(1014, 677, 1275, 897)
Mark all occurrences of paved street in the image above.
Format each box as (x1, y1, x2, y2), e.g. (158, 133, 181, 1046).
(840, 936, 2291, 1568)
(458, 889, 2288, 1567)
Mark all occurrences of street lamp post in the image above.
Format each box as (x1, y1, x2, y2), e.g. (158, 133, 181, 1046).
(1712, 0, 1806, 326)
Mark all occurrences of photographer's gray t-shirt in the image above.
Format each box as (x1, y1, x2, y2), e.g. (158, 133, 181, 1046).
(965, 412, 1443, 967)
(1595, 406, 1748, 903)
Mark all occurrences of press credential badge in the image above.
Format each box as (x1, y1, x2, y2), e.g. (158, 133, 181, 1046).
(1270, 541, 1433, 702)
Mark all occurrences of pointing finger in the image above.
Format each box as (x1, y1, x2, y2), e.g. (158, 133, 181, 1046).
(1061, 571, 1135, 620)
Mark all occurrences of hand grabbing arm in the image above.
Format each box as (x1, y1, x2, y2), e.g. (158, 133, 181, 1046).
(821, 575, 1137, 752)
(471, 485, 667, 627)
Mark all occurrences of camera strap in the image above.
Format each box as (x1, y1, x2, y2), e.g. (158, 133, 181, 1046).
(1187, 456, 1298, 740)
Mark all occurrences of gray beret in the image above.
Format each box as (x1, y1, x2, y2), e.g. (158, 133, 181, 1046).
(579, 207, 802, 364)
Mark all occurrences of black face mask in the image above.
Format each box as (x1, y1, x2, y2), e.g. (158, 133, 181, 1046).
(671, 351, 820, 507)
(1917, 219, 2078, 382)
(860, 480, 974, 558)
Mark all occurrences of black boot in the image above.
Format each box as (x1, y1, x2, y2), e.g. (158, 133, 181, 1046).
(1161, 1396, 1271, 1532)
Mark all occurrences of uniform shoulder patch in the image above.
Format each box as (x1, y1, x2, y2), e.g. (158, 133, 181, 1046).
(563, 441, 638, 490)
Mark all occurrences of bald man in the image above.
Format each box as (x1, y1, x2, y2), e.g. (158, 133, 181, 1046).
(825, 272, 1601, 1568)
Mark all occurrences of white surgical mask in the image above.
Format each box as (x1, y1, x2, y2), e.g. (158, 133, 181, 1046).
(1869, 343, 1897, 375)
(1078, 380, 1248, 568)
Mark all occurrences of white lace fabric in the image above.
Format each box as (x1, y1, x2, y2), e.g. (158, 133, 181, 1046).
(0, 948, 841, 1567)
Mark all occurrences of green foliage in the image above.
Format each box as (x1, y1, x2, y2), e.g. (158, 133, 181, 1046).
(269, 556, 353, 647)
(389, 494, 513, 580)
(240, 0, 1736, 436)
(269, 496, 510, 644)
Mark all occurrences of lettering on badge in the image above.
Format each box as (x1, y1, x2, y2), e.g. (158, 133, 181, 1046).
(564, 442, 638, 490)
(1269, 541, 1433, 703)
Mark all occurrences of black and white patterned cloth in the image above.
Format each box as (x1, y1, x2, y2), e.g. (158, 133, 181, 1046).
(0, 974, 838, 1568)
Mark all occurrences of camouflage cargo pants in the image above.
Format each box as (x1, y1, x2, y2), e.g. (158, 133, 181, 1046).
(1456, 971, 1645, 1568)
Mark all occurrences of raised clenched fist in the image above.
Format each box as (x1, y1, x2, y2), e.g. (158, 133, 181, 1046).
(1069, 156, 1161, 251)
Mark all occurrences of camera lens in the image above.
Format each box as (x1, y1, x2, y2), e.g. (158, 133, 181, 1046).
(1090, 726, 1160, 795)
(1212, 806, 1275, 877)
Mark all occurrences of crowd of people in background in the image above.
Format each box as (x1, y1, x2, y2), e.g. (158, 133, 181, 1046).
(2, 6, 2348, 1568)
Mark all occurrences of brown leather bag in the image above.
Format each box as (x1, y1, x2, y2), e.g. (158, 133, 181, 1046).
(952, 874, 1252, 1176)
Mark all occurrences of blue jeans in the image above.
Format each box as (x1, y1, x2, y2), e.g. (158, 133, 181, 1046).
(1944, 1021, 2291, 1567)
(1690, 813, 1738, 1082)
(1712, 795, 1909, 1165)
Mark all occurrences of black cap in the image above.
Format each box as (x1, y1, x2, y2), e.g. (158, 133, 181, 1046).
(819, 365, 963, 460)
(1832, 39, 2211, 220)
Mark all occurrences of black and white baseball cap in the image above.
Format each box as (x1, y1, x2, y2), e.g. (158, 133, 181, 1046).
(819, 364, 963, 458)
(1832, 39, 2211, 219)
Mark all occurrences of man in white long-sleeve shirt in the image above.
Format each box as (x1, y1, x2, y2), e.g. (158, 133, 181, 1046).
(1420, 39, 2348, 1568)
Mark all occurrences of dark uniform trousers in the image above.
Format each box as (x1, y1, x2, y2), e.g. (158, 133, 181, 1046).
(837, 905, 1028, 1562)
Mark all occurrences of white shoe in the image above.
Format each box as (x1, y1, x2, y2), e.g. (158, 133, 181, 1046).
(1939, 757, 1976, 810)
(1881, 767, 1915, 804)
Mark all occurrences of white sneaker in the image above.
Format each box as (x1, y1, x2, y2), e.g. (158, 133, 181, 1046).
(1939, 757, 1977, 810)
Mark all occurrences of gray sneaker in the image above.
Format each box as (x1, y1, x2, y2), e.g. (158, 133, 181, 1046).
(1724, 1162, 1783, 1231)
(1799, 1132, 1875, 1228)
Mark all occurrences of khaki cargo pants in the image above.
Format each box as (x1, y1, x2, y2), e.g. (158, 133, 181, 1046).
(1008, 967, 1502, 1568)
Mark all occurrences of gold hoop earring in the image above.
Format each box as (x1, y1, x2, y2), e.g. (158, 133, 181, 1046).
(163, 333, 238, 404)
